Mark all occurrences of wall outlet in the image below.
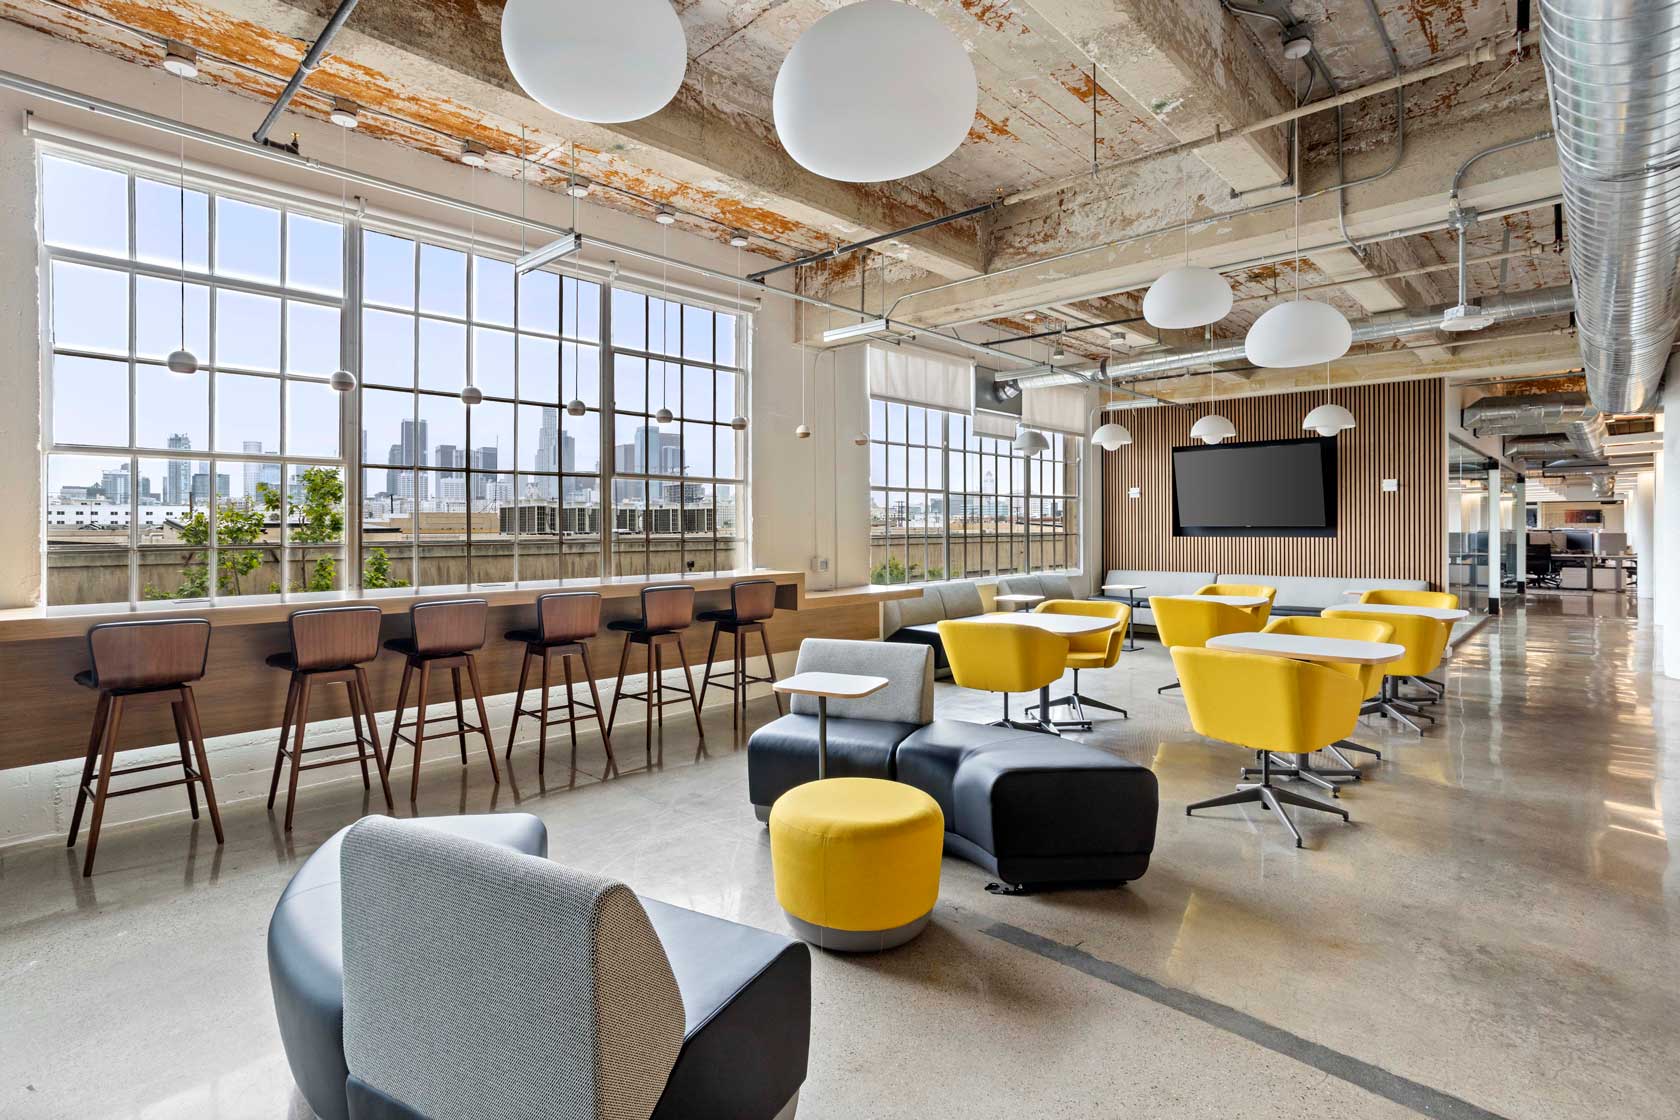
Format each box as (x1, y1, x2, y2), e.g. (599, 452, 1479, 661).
(810, 556, 829, 572)
(1128, 487, 1141, 499)
(1382, 478, 1399, 493)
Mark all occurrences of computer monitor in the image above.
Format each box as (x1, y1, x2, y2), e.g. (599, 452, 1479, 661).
(1563, 530, 1595, 553)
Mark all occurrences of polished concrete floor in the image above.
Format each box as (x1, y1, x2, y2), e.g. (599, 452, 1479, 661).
(2, 595, 1676, 1119)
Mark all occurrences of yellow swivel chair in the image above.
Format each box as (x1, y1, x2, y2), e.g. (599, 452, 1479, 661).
(1024, 600, 1131, 731)
(1174, 646, 1359, 848)
(1324, 608, 1449, 734)
(1253, 616, 1396, 789)
(1358, 589, 1457, 699)
(937, 618, 1070, 735)
(1148, 596, 1263, 694)
(1195, 583, 1277, 626)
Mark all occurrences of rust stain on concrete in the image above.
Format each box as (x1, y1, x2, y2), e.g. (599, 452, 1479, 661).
(1392, 0, 1470, 57)
(958, 0, 1027, 37)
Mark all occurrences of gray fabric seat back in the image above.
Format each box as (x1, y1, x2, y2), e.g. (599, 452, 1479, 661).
(790, 638, 934, 723)
(997, 574, 1043, 598)
(882, 587, 945, 637)
(1037, 573, 1075, 600)
(339, 817, 686, 1120)
(1101, 570, 1218, 598)
(935, 582, 984, 619)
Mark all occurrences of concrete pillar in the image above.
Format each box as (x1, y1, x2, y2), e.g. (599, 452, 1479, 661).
(1659, 388, 1679, 677)
(1486, 466, 1502, 612)
(1631, 470, 1655, 601)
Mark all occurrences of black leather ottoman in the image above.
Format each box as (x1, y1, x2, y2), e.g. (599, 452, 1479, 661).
(268, 814, 548, 1120)
(895, 721, 1158, 890)
(747, 713, 922, 818)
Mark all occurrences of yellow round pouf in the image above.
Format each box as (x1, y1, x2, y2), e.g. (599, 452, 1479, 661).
(769, 777, 944, 952)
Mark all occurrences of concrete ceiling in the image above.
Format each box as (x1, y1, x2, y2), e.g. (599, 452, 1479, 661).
(0, 0, 1575, 382)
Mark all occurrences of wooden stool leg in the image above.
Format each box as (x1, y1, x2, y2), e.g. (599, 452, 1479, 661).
(410, 661, 432, 802)
(171, 699, 200, 819)
(389, 661, 414, 772)
(645, 639, 655, 769)
(608, 638, 632, 736)
(356, 667, 395, 812)
(538, 648, 551, 774)
(284, 675, 312, 832)
(700, 623, 720, 709)
(562, 651, 579, 777)
(268, 676, 301, 810)
(344, 679, 371, 791)
(677, 635, 705, 743)
(579, 645, 616, 778)
(81, 695, 125, 876)
(68, 692, 110, 847)
(506, 648, 532, 761)
(760, 626, 784, 716)
(451, 667, 469, 765)
(180, 686, 224, 845)
(733, 629, 744, 728)
(464, 655, 499, 784)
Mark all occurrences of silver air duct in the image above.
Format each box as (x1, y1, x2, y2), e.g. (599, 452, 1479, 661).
(1006, 286, 1575, 390)
(1540, 0, 1680, 413)
(1462, 390, 1606, 459)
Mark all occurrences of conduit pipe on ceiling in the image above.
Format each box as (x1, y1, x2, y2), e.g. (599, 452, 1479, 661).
(1001, 285, 1575, 390)
(252, 0, 360, 149)
(1540, 0, 1680, 413)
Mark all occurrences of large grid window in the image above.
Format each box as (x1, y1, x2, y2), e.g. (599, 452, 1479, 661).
(41, 154, 350, 606)
(868, 405, 1079, 585)
(609, 289, 745, 577)
(357, 228, 604, 589)
(38, 148, 751, 609)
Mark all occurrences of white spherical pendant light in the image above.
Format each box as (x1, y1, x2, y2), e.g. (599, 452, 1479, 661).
(774, 0, 976, 182)
(329, 369, 357, 392)
(1245, 299, 1352, 368)
(1142, 266, 1233, 330)
(501, 0, 688, 124)
(1091, 422, 1132, 451)
(166, 349, 199, 375)
(1190, 414, 1236, 445)
(1303, 402, 1356, 438)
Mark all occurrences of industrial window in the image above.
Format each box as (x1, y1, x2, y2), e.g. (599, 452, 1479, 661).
(40, 152, 350, 606)
(868, 405, 1079, 585)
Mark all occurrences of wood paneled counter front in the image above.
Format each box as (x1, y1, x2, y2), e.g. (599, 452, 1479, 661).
(0, 571, 924, 770)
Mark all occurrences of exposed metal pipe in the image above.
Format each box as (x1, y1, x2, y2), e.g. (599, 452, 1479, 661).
(746, 201, 994, 283)
(252, 0, 360, 150)
(1539, 0, 1680, 412)
(1461, 389, 1606, 458)
(1003, 285, 1575, 389)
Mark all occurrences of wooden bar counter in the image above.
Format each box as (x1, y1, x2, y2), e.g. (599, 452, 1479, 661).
(0, 571, 923, 770)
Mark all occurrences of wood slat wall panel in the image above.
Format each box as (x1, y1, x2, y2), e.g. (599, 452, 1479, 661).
(1101, 380, 1445, 586)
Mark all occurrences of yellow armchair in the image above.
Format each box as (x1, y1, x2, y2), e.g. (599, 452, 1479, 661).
(1148, 595, 1263, 694)
(1359, 589, 1458, 609)
(1260, 615, 1396, 775)
(1173, 646, 1358, 848)
(937, 619, 1070, 733)
(1026, 600, 1131, 729)
(1196, 583, 1277, 626)
(1323, 608, 1449, 734)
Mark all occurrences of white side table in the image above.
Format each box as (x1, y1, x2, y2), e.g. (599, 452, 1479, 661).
(772, 672, 890, 778)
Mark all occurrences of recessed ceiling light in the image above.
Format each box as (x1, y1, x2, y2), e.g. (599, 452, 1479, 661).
(1024, 311, 1039, 321)
(654, 208, 677, 225)
(1282, 35, 1313, 61)
(729, 231, 751, 248)
(329, 98, 360, 129)
(460, 140, 489, 168)
(162, 42, 199, 80)
(566, 178, 591, 198)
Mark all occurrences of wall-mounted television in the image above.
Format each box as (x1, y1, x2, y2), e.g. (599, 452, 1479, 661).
(1172, 437, 1337, 538)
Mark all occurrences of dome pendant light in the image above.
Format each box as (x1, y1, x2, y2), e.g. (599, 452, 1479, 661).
(459, 161, 481, 407)
(1190, 328, 1235, 445)
(1302, 361, 1356, 437)
(653, 222, 675, 425)
(167, 73, 198, 376)
(774, 0, 977, 182)
(329, 123, 356, 392)
(1090, 360, 1132, 451)
(564, 143, 589, 418)
(1143, 204, 1232, 330)
(501, 0, 687, 124)
(728, 240, 749, 431)
(1244, 70, 1350, 369)
(1013, 425, 1049, 457)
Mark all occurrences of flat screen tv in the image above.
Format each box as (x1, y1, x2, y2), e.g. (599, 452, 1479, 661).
(1172, 436, 1336, 538)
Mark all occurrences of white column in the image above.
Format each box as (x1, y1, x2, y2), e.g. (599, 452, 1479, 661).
(1486, 466, 1502, 610)
(1631, 470, 1655, 601)
(1659, 386, 1679, 677)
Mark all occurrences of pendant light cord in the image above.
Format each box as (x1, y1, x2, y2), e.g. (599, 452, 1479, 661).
(178, 74, 187, 349)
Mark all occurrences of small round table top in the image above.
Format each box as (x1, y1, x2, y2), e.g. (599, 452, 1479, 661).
(1207, 631, 1404, 666)
(772, 672, 890, 700)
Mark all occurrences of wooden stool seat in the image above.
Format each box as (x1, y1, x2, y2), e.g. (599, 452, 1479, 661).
(504, 592, 615, 780)
(699, 579, 784, 731)
(68, 619, 224, 877)
(607, 585, 705, 770)
(388, 598, 500, 801)
(265, 606, 392, 831)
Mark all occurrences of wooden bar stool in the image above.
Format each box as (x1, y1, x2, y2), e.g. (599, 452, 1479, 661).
(68, 618, 223, 876)
(504, 591, 615, 779)
(385, 598, 499, 801)
(699, 578, 784, 729)
(606, 584, 704, 768)
(264, 606, 393, 830)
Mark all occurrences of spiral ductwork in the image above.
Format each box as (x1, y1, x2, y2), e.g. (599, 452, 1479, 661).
(1539, 0, 1680, 413)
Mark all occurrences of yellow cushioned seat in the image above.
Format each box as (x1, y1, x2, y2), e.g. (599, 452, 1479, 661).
(1148, 595, 1263, 694)
(1196, 582, 1277, 625)
(937, 618, 1069, 732)
(769, 777, 944, 952)
(1027, 599, 1131, 729)
(1324, 607, 1448, 734)
(1260, 614, 1396, 773)
(1359, 589, 1458, 609)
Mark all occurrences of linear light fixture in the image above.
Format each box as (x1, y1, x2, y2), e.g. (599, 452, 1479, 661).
(514, 231, 584, 275)
(821, 317, 891, 343)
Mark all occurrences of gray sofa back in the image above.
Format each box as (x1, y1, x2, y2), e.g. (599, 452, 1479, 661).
(340, 816, 685, 1120)
(998, 573, 1077, 600)
(791, 638, 935, 723)
(1218, 573, 1429, 614)
(881, 580, 986, 636)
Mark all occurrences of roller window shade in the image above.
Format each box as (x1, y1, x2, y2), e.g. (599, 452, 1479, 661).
(867, 344, 974, 414)
(972, 410, 1019, 439)
(1022, 383, 1091, 435)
